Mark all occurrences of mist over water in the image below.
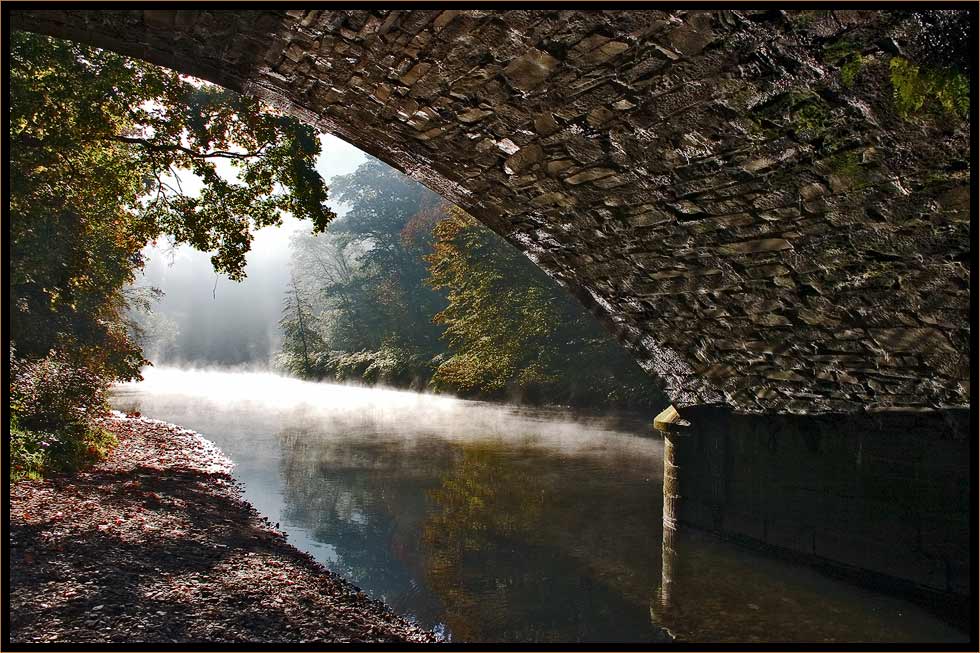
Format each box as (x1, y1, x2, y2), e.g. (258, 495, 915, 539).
(134, 247, 288, 366)
(112, 366, 966, 644)
(124, 366, 659, 456)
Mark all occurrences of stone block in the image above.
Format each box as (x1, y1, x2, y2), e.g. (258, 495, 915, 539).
(502, 48, 559, 91)
(503, 144, 544, 175)
(564, 167, 616, 185)
(398, 61, 431, 86)
(530, 191, 575, 208)
(719, 238, 794, 256)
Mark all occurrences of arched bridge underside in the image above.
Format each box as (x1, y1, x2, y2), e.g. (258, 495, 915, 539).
(15, 8, 971, 415)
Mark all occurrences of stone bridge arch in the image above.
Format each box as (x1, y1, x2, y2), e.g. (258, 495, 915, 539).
(13, 8, 971, 415)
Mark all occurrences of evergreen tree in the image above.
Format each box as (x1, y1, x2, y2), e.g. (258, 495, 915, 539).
(278, 270, 322, 376)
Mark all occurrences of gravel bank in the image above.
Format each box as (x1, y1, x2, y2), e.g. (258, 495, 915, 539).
(8, 412, 437, 644)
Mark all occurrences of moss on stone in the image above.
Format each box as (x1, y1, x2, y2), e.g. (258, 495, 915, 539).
(752, 91, 833, 142)
(840, 54, 864, 87)
(821, 38, 869, 89)
(832, 150, 863, 174)
(791, 11, 818, 29)
(822, 38, 861, 64)
(889, 56, 969, 119)
(792, 100, 831, 138)
(827, 150, 871, 189)
(756, 90, 819, 121)
(792, 9, 836, 31)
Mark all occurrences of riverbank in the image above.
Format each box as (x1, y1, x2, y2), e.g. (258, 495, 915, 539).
(7, 412, 436, 644)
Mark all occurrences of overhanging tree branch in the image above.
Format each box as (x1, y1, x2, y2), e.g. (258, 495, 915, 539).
(109, 135, 271, 160)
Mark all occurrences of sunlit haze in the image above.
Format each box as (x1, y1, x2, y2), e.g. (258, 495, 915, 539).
(133, 133, 368, 367)
(121, 365, 661, 458)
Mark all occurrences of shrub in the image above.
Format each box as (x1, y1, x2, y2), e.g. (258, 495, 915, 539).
(10, 350, 109, 431)
(9, 418, 47, 481)
(8, 349, 117, 480)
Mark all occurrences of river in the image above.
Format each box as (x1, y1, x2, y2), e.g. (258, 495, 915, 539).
(111, 366, 967, 643)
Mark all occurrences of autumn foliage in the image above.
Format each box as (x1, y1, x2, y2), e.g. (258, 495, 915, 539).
(8, 32, 331, 478)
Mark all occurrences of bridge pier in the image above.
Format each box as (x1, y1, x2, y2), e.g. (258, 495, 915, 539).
(654, 404, 971, 620)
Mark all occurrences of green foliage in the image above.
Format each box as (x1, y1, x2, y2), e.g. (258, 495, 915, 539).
(791, 12, 816, 29)
(10, 31, 332, 380)
(889, 56, 970, 119)
(280, 158, 449, 383)
(426, 208, 664, 408)
(822, 38, 861, 64)
(9, 422, 118, 482)
(426, 210, 561, 398)
(756, 90, 816, 118)
(792, 100, 832, 141)
(9, 351, 117, 480)
(278, 271, 324, 377)
(9, 421, 47, 482)
(827, 149, 871, 190)
(327, 160, 448, 355)
(125, 289, 181, 362)
(756, 91, 834, 143)
(325, 345, 437, 388)
(840, 54, 864, 87)
(9, 32, 334, 478)
(280, 161, 661, 409)
(9, 350, 109, 433)
(822, 38, 866, 88)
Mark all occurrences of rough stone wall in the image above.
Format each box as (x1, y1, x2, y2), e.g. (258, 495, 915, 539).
(14, 9, 972, 415)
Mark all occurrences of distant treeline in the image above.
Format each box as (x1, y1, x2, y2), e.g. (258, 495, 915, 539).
(277, 159, 664, 411)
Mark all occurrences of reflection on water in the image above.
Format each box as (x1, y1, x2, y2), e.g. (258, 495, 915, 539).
(113, 367, 967, 643)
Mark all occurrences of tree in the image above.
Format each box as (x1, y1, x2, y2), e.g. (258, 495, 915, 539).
(8, 31, 335, 476)
(281, 158, 450, 385)
(290, 231, 379, 354)
(278, 160, 663, 408)
(124, 286, 181, 363)
(278, 270, 323, 376)
(425, 209, 563, 398)
(9, 31, 334, 384)
(327, 159, 448, 355)
(426, 208, 664, 408)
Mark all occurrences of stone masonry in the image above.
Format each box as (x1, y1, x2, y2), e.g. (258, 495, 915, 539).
(13, 9, 972, 415)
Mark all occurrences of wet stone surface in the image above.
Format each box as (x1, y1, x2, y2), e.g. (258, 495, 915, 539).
(7, 413, 436, 644)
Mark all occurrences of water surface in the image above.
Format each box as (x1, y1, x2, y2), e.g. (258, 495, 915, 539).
(112, 367, 966, 643)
